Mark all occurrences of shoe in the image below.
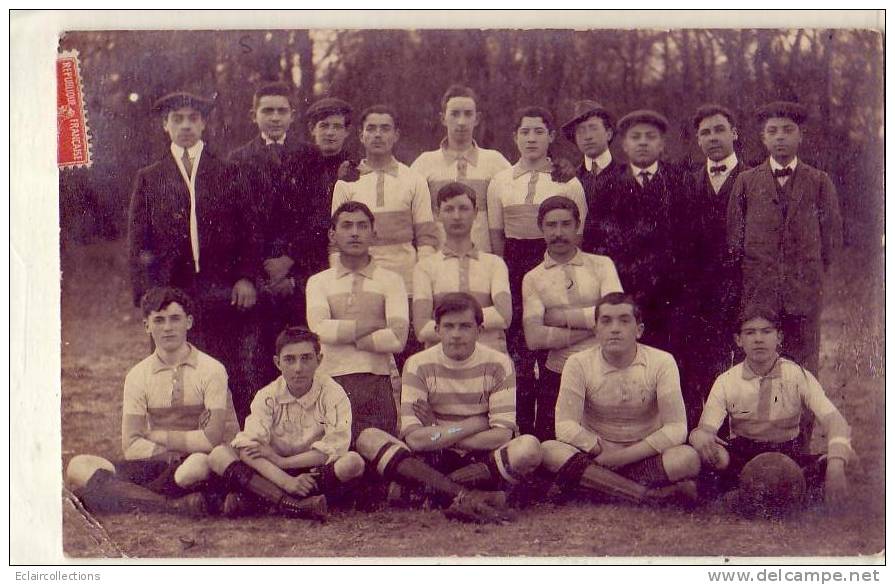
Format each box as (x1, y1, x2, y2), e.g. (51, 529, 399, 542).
(644, 480, 699, 508)
(279, 494, 328, 522)
(443, 490, 515, 524)
(222, 492, 253, 518)
(168, 492, 208, 517)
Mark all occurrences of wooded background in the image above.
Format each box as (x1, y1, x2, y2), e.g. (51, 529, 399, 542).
(58, 29, 883, 251)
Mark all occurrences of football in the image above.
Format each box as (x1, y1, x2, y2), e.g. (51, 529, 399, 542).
(736, 452, 807, 519)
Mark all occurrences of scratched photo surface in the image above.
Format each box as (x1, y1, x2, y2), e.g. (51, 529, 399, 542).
(58, 29, 884, 558)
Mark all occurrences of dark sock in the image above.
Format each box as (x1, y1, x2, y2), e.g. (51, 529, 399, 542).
(76, 469, 171, 514)
(382, 449, 464, 507)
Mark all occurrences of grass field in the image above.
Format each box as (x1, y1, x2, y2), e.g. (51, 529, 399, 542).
(60, 239, 885, 559)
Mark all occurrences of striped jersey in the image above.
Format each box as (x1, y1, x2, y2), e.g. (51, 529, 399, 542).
(306, 259, 409, 377)
(555, 344, 687, 455)
(400, 343, 517, 437)
(412, 245, 511, 353)
(487, 161, 587, 240)
(331, 157, 439, 290)
(699, 358, 853, 461)
(122, 344, 239, 460)
(411, 140, 511, 252)
(522, 250, 622, 372)
(232, 373, 352, 464)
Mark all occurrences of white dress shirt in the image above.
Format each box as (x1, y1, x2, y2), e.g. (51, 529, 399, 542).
(707, 152, 739, 194)
(171, 140, 204, 272)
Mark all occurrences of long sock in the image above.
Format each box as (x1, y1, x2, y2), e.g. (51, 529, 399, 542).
(76, 469, 172, 514)
(220, 460, 322, 517)
(553, 453, 647, 504)
(448, 463, 493, 489)
(382, 450, 464, 507)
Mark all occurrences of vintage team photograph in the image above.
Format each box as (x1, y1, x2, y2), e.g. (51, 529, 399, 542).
(55, 23, 884, 559)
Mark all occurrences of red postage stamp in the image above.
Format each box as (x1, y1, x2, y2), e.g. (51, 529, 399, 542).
(56, 49, 92, 168)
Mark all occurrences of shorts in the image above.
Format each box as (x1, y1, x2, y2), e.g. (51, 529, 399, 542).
(332, 373, 398, 444)
(723, 437, 826, 489)
(113, 455, 191, 497)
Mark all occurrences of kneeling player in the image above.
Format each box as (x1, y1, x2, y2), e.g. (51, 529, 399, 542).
(356, 293, 542, 523)
(688, 306, 852, 509)
(209, 327, 365, 520)
(541, 292, 701, 506)
(65, 287, 239, 516)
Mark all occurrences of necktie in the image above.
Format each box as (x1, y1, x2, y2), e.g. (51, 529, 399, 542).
(638, 170, 651, 186)
(181, 148, 193, 179)
(525, 171, 540, 204)
(590, 160, 601, 176)
(457, 157, 468, 180)
(268, 142, 284, 165)
(710, 164, 727, 175)
(773, 167, 793, 178)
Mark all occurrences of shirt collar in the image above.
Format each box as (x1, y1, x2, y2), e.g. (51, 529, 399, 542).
(151, 343, 199, 373)
(262, 133, 287, 146)
(440, 138, 480, 167)
(512, 158, 553, 179)
(584, 150, 613, 172)
(598, 344, 647, 373)
(358, 157, 400, 177)
(706, 152, 738, 174)
(442, 243, 479, 260)
(170, 140, 204, 160)
(273, 374, 324, 407)
(543, 248, 584, 269)
(335, 257, 377, 279)
(741, 356, 783, 381)
(769, 156, 798, 173)
(630, 161, 659, 177)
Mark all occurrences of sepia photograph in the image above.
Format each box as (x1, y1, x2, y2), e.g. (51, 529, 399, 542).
(14, 10, 887, 563)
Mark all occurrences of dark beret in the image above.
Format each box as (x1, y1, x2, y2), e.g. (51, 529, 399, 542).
(561, 100, 615, 141)
(617, 109, 669, 134)
(151, 92, 215, 116)
(756, 101, 808, 125)
(306, 97, 353, 124)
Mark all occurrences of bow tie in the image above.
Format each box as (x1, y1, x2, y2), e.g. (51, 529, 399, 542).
(709, 164, 727, 175)
(773, 167, 793, 178)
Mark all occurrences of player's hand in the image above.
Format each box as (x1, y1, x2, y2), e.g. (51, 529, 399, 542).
(267, 276, 296, 298)
(264, 255, 295, 283)
(551, 157, 577, 183)
(824, 459, 849, 508)
(284, 473, 318, 497)
(543, 307, 568, 327)
(413, 400, 437, 426)
(593, 450, 626, 470)
(337, 160, 361, 183)
(231, 279, 258, 310)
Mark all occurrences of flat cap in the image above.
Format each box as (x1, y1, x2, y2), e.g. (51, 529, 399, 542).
(756, 101, 808, 125)
(617, 109, 669, 134)
(306, 97, 353, 124)
(561, 100, 615, 141)
(152, 92, 215, 116)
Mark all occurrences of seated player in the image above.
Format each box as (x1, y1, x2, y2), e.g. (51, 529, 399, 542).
(209, 327, 365, 520)
(413, 182, 512, 353)
(65, 287, 239, 516)
(355, 293, 542, 523)
(688, 305, 852, 507)
(541, 292, 700, 506)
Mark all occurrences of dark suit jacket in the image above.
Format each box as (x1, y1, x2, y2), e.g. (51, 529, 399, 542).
(127, 146, 263, 305)
(229, 134, 319, 262)
(579, 157, 625, 249)
(584, 161, 697, 342)
(727, 160, 842, 316)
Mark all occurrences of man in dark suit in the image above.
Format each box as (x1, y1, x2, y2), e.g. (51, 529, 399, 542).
(727, 101, 843, 452)
(128, 91, 263, 425)
(560, 99, 624, 194)
(680, 104, 749, 424)
(583, 109, 696, 354)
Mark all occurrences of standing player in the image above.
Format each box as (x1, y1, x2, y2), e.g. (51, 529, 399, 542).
(689, 306, 852, 507)
(727, 101, 842, 451)
(65, 287, 239, 516)
(679, 104, 750, 426)
(522, 196, 622, 440)
(583, 109, 696, 353)
(128, 91, 262, 425)
(306, 201, 409, 442)
(541, 293, 700, 506)
(411, 85, 511, 252)
(413, 182, 512, 353)
(331, 104, 439, 293)
(486, 106, 586, 435)
(208, 327, 366, 520)
(355, 293, 540, 522)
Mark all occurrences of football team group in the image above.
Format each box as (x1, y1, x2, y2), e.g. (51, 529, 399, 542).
(65, 81, 852, 524)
